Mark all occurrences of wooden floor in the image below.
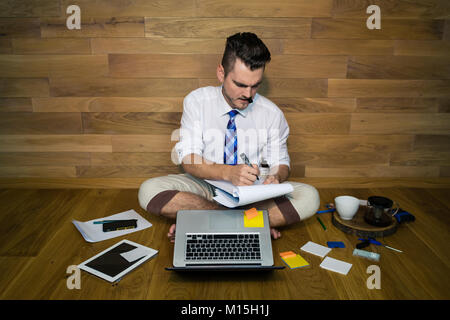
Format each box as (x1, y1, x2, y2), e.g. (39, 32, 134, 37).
(0, 187, 449, 300)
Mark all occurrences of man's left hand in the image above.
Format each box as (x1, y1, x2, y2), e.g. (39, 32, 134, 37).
(263, 175, 279, 185)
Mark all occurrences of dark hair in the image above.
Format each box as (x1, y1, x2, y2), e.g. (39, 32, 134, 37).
(221, 32, 271, 76)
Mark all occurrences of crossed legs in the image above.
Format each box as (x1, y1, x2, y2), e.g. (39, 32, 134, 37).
(138, 174, 320, 242)
(162, 191, 285, 241)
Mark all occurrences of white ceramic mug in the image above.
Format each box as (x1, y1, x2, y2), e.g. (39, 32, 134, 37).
(335, 195, 360, 220)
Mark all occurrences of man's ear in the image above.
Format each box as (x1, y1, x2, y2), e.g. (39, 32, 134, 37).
(216, 64, 225, 83)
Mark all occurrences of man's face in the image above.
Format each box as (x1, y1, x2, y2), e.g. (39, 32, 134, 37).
(217, 58, 264, 110)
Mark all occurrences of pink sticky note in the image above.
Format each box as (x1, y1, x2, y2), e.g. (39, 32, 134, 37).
(280, 251, 297, 258)
(244, 208, 259, 219)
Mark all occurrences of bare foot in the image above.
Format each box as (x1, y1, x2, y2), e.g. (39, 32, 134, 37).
(167, 224, 176, 243)
(167, 224, 281, 241)
(270, 227, 281, 240)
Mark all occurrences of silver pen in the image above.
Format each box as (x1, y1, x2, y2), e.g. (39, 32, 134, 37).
(240, 153, 259, 180)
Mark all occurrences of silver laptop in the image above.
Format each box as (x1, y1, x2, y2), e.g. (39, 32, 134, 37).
(166, 209, 284, 271)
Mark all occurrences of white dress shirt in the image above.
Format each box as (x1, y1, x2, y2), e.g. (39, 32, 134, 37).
(174, 86, 290, 168)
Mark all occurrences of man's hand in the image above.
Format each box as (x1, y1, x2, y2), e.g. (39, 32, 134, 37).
(263, 175, 280, 185)
(225, 164, 260, 186)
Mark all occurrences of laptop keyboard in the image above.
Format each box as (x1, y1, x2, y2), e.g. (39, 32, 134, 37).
(185, 233, 261, 261)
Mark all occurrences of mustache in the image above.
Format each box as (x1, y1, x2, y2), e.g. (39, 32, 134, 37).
(240, 96, 253, 103)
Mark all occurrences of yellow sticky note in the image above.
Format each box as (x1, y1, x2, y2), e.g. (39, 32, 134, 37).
(244, 210, 264, 228)
(282, 254, 309, 269)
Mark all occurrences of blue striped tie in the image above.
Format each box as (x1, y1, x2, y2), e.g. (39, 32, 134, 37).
(224, 110, 239, 165)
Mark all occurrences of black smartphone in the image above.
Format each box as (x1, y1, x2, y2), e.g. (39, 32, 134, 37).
(102, 219, 138, 232)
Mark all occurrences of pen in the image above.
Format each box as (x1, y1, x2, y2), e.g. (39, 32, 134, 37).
(316, 208, 336, 214)
(358, 238, 403, 253)
(240, 153, 259, 180)
(317, 216, 327, 231)
(93, 220, 126, 224)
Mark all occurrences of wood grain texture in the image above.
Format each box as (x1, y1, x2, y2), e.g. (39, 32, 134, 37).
(0, 18, 40, 38)
(76, 165, 181, 178)
(0, 0, 448, 184)
(312, 18, 445, 40)
(0, 78, 49, 97)
(265, 55, 348, 78)
(347, 55, 450, 79)
(12, 38, 91, 54)
(394, 40, 450, 56)
(351, 113, 450, 134)
(0, 187, 448, 299)
(82, 112, 182, 135)
(0, 0, 60, 17)
(111, 135, 176, 152)
(283, 39, 394, 55)
(33, 97, 184, 113)
(0, 112, 82, 134)
(414, 134, 450, 152)
(0, 135, 112, 152)
(145, 17, 312, 38)
(195, 0, 333, 17)
(306, 166, 440, 178)
(50, 78, 198, 97)
(0, 152, 90, 166)
(0, 39, 11, 53)
(290, 151, 389, 167)
(287, 134, 413, 152)
(328, 79, 450, 97)
(41, 17, 145, 38)
(60, 0, 196, 18)
(356, 98, 439, 113)
(109, 54, 220, 78)
(286, 113, 351, 134)
(0, 55, 109, 78)
(0, 98, 33, 112)
(271, 97, 356, 113)
(0, 166, 77, 178)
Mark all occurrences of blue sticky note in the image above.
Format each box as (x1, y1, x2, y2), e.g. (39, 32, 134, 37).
(327, 241, 345, 248)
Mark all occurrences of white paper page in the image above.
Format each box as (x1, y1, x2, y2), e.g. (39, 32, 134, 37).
(235, 184, 294, 205)
(205, 179, 237, 194)
(300, 241, 332, 258)
(120, 247, 153, 263)
(72, 209, 152, 243)
(320, 257, 353, 275)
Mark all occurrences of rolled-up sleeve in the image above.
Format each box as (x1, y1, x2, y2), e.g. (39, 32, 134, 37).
(174, 94, 204, 163)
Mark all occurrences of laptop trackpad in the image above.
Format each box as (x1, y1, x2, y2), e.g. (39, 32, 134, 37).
(209, 211, 238, 230)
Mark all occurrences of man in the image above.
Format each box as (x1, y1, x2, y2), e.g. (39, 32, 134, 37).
(138, 32, 320, 240)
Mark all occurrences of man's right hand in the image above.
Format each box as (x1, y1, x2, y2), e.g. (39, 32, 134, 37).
(225, 164, 260, 186)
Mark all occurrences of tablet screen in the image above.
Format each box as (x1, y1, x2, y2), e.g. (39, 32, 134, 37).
(85, 242, 144, 278)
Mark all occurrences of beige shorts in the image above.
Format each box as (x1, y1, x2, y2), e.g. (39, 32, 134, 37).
(138, 173, 320, 223)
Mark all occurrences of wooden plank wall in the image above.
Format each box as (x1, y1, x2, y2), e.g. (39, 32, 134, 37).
(0, 0, 449, 188)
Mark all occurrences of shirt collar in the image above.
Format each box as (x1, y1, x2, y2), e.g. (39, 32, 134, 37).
(217, 85, 253, 118)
